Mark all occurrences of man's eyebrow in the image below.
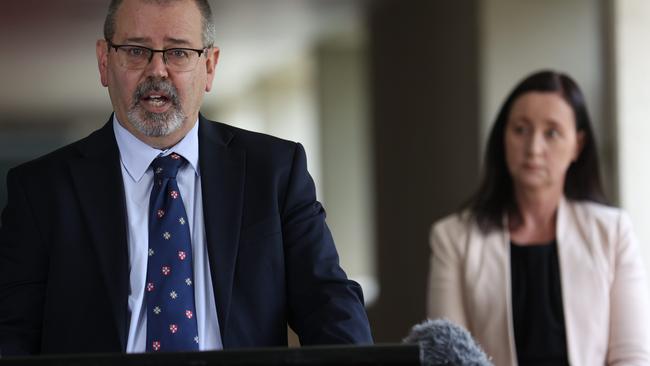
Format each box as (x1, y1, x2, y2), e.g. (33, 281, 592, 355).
(123, 37, 152, 44)
(164, 37, 194, 47)
(118, 37, 197, 47)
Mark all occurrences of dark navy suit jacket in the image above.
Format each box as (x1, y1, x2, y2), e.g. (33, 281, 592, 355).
(0, 115, 372, 355)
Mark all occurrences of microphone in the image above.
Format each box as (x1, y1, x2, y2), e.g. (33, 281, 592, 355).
(403, 318, 493, 366)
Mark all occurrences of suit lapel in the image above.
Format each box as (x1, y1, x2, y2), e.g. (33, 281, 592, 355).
(198, 116, 245, 344)
(68, 120, 129, 351)
(555, 198, 584, 366)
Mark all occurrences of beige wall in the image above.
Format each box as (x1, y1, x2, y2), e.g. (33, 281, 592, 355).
(613, 0, 650, 293)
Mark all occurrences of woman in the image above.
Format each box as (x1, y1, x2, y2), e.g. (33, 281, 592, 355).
(427, 70, 650, 365)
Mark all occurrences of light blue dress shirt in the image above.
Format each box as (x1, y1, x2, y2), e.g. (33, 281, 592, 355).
(112, 116, 222, 352)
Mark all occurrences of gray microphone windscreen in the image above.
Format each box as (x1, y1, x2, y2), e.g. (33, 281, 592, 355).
(403, 318, 493, 366)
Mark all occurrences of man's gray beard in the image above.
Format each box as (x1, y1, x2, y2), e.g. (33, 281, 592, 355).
(127, 77, 186, 137)
(126, 106, 185, 137)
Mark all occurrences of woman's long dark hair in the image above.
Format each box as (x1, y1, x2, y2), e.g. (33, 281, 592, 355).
(468, 70, 607, 232)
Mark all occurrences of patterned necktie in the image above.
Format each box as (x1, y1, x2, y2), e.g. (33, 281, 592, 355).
(145, 153, 199, 352)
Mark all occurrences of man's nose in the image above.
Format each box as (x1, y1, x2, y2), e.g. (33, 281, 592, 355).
(145, 52, 169, 79)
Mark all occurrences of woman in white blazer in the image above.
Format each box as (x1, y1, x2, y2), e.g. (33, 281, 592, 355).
(427, 70, 650, 366)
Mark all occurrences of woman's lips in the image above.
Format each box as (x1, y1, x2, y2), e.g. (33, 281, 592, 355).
(523, 162, 543, 170)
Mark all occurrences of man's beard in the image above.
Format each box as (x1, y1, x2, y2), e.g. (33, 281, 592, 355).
(127, 77, 186, 137)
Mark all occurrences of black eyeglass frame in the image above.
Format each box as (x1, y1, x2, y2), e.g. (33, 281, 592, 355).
(106, 40, 209, 68)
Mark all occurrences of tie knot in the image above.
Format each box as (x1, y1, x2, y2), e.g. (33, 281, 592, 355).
(151, 153, 186, 178)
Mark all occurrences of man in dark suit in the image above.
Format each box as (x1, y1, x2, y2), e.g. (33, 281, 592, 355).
(0, 0, 372, 355)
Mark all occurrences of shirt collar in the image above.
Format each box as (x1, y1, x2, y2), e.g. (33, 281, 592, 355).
(112, 114, 200, 182)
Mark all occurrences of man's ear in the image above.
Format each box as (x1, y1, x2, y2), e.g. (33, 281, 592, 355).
(204, 46, 220, 92)
(96, 39, 109, 87)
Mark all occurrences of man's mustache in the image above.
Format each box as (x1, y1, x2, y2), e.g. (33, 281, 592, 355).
(132, 78, 181, 108)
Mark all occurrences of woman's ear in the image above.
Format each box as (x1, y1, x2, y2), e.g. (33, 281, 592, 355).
(574, 130, 586, 161)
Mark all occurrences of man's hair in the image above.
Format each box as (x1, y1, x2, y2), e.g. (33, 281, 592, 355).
(104, 0, 216, 47)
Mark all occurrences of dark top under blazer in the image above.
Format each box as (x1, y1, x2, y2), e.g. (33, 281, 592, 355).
(0, 115, 373, 355)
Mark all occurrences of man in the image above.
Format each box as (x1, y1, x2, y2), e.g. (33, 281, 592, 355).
(0, 0, 372, 355)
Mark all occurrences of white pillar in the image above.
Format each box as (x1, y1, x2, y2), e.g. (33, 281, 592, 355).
(613, 0, 650, 290)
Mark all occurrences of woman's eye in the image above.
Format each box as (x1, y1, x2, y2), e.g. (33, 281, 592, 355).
(546, 129, 560, 138)
(512, 125, 527, 134)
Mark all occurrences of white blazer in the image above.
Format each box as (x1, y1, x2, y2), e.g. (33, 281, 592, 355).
(427, 198, 650, 366)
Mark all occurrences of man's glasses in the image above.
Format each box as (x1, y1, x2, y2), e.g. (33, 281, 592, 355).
(107, 40, 209, 72)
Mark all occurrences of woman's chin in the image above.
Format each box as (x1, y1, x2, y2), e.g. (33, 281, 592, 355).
(513, 176, 554, 192)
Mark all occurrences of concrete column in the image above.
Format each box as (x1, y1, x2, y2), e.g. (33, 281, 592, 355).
(367, 0, 480, 341)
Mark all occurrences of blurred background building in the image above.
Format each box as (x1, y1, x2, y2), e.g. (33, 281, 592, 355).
(1, 0, 649, 343)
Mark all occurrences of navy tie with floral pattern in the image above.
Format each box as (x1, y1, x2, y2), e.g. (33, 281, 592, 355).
(145, 153, 199, 352)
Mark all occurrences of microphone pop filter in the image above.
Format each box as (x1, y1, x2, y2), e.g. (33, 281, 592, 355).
(403, 318, 492, 366)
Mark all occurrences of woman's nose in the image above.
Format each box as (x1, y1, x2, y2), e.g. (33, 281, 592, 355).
(526, 131, 545, 155)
